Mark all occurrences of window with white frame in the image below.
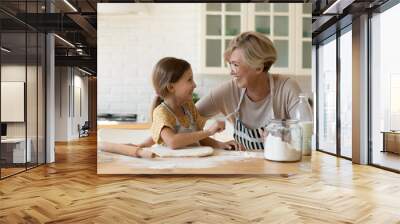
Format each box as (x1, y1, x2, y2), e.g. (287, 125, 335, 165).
(317, 35, 337, 155)
(202, 3, 245, 74)
(339, 27, 352, 158)
(299, 4, 312, 73)
(370, 1, 400, 171)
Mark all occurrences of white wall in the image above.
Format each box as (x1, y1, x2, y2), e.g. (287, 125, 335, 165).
(73, 74, 89, 137)
(1, 64, 46, 163)
(98, 3, 311, 122)
(1, 65, 37, 137)
(1, 65, 27, 142)
(55, 67, 89, 141)
(55, 67, 68, 141)
(98, 4, 231, 122)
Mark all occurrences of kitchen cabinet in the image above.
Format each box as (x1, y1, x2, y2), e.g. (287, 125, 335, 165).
(201, 3, 311, 76)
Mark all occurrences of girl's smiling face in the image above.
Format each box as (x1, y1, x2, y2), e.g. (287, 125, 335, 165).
(170, 68, 196, 103)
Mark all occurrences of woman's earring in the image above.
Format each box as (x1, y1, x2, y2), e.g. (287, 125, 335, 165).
(167, 84, 174, 93)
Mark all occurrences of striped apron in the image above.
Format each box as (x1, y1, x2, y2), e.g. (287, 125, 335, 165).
(233, 75, 275, 151)
(161, 102, 200, 146)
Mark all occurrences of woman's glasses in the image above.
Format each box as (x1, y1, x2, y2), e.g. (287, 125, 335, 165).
(228, 62, 240, 73)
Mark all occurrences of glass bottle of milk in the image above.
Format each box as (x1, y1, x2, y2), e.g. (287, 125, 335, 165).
(294, 94, 313, 156)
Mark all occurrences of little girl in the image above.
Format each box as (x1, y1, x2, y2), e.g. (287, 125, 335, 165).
(101, 57, 235, 158)
(150, 57, 233, 149)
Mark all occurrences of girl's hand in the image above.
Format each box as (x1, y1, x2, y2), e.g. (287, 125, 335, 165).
(99, 142, 112, 151)
(217, 140, 245, 151)
(206, 120, 225, 135)
(136, 148, 156, 158)
(125, 144, 155, 158)
(129, 137, 155, 148)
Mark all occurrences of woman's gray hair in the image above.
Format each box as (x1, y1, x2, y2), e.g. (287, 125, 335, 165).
(224, 31, 277, 72)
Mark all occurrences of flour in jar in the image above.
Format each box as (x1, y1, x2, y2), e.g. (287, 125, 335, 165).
(264, 134, 302, 162)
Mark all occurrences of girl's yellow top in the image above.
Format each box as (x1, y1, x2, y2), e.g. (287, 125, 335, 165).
(151, 101, 207, 145)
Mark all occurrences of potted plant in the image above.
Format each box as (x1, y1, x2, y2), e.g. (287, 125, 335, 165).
(192, 92, 200, 103)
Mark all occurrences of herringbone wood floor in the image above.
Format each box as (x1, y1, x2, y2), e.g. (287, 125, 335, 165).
(1, 135, 400, 223)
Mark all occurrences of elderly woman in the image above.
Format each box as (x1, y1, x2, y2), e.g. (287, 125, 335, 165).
(196, 31, 302, 151)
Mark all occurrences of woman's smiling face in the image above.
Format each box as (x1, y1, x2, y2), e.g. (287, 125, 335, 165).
(228, 48, 260, 88)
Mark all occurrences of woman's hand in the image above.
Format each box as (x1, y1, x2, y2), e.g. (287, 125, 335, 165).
(217, 140, 245, 151)
(206, 120, 225, 135)
(262, 130, 269, 138)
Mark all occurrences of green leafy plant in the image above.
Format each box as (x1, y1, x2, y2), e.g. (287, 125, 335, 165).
(192, 92, 200, 103)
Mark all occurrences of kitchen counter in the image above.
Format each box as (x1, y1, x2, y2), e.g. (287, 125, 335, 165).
(97, 123, 311, 175)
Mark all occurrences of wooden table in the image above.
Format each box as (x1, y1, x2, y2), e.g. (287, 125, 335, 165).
(97, 123, 311, 175)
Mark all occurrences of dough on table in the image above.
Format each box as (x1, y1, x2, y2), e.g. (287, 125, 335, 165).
(146, 145, 214, 158)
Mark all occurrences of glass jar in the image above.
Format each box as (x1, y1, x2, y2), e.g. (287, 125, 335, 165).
(264, 119, 303, 162)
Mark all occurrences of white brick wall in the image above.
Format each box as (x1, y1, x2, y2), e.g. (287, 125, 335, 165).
(98, 3, 311, 122)
(98, 3, 231, 122)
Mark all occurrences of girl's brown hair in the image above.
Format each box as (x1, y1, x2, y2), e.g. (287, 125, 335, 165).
(150, 57, 191, 121)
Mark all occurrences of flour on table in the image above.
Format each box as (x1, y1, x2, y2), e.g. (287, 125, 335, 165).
(103, 149, 264, 169)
